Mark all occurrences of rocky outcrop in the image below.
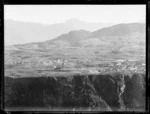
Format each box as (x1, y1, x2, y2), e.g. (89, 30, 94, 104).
(5, 73, 145, 111)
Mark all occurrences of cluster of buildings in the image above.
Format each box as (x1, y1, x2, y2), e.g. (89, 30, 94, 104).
(5, 57, 145, 73)
(98, 60, 145, 73)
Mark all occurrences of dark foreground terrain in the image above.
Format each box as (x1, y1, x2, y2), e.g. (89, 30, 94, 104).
(5, 73, 145, 111)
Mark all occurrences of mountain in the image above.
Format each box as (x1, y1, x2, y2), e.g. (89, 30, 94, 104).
(48, 23, 145, 48)
(10, 30, 91, 49)
(5, 19, 113, 46)
(89, 23, 145, 37)
(82, 23, 145, 47)
(7, 23, 145, 50)
(5, 19, 76, 46)
(50, 30, 91, 47)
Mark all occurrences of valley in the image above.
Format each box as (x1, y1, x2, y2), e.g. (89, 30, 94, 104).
(4, 22, 146, 111)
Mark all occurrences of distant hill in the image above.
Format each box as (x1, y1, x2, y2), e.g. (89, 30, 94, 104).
(6, 23, 145, 54)
(50, 30, 91, 47)
(10, 30, 91, 49)
(5, 19, 76, 46)
(48, 23, 145, 48)
(90, 23, 145, 37)
(83, 23, 145, 47)
(5, 19, 112, 46)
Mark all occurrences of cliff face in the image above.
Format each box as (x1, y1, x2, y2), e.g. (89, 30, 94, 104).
(5, 73, 145, 111)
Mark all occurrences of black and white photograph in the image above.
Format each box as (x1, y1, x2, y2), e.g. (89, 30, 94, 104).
(4, 5, 146, 111)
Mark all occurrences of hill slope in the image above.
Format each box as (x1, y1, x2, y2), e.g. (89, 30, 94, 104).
(5, 19, 113, 46)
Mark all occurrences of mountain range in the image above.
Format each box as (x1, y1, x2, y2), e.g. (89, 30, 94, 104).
(8, 23, 145, 50)
(5, 22, 145, 63)
(5, 19, 113, 46)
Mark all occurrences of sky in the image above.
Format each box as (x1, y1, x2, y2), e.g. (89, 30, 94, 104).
(4, 5, 146, 24)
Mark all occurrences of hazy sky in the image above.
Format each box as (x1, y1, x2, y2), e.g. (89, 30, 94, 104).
(5, 5, 146, 24)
